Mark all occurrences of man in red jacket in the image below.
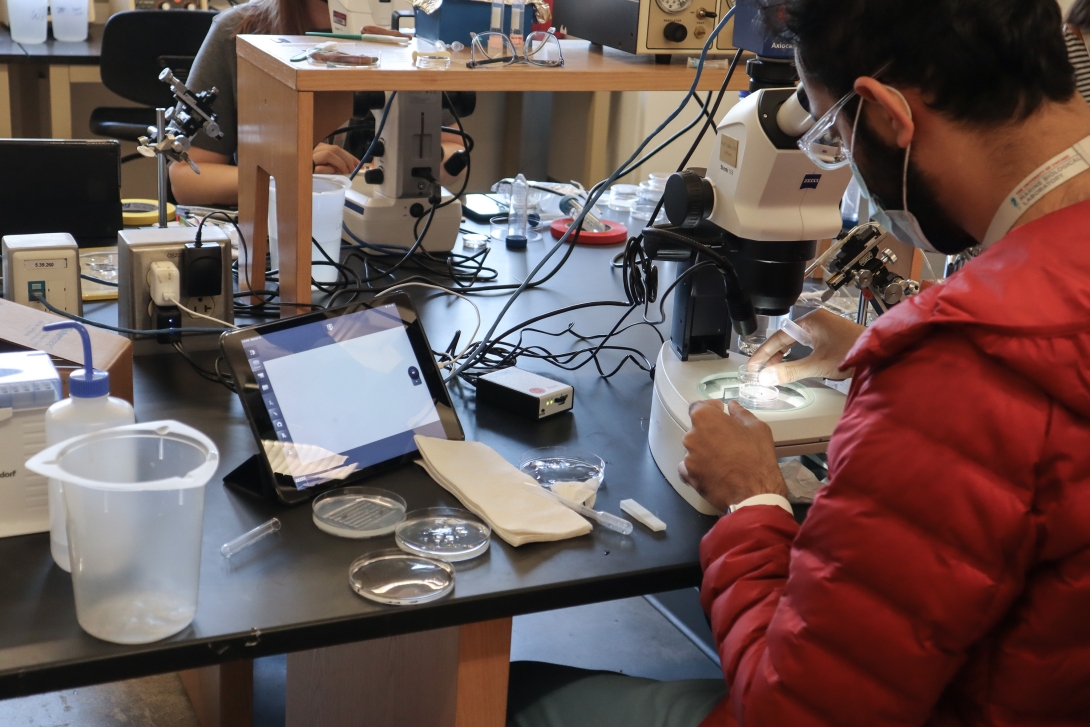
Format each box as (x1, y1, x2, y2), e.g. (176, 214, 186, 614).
(506, 0, 1090, 725)
(678, 0, 1090, 724)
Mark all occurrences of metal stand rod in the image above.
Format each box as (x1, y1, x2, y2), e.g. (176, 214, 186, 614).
(156, 107, 168, 228)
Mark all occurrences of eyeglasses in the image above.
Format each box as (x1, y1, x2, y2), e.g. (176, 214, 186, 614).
(467, 28, 564, 69)
(798, 63, 891, 169)
(797, 89, 858, 170)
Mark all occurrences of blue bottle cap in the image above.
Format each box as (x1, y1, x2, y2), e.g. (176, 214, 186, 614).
(506, 234, 527, 250)
(41, 321, 109, 398)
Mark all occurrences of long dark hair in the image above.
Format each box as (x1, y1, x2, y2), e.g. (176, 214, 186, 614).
(1071, 0, 1090, 29)
(236, 0, 311, 35)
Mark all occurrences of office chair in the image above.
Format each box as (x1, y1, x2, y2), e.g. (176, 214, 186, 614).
(89, 10, 216, 154)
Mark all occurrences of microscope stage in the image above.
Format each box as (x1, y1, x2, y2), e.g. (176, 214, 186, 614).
(648, 342, 846, 515)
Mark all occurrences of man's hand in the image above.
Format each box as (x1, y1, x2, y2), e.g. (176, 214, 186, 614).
(313, 143, 360, 176)
(749, 308, 865, 386)
(679, 400, 787, 512)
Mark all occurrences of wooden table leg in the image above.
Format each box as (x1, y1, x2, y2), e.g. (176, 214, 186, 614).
(48, 65, 72, 139)
(179, 661, 254, 727)
(285, 618, 513, 727)
(0, 64, 11, 138)
(237, 57, 351, 314)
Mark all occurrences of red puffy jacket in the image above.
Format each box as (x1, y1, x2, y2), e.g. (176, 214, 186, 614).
(699, 201, 1090, 726)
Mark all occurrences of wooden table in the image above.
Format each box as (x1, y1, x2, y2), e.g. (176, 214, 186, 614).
(236, 35, 747, 312)
(19, 24, 104, 139)
(0, 25, 103, 139)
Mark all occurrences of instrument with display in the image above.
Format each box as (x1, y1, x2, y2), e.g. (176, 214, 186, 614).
(553, 0, 736, 63)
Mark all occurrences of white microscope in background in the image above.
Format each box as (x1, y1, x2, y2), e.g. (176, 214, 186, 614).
(343, 91, 463, 253)
(327, 0, 412, 34)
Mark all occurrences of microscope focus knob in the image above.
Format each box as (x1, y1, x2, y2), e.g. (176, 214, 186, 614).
(363, 168, 384, 185)
(879, 250, 898, 265)
(663, 22, 688, 43)
(663, 170, 713, 229)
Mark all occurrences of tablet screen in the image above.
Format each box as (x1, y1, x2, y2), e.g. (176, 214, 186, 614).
(239, 302, 447, 488)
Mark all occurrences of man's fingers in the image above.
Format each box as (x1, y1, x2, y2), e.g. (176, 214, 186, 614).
(726, 399, 761, 424)
(760, 357, 817, 386)
(688, 399, 725, 419)
(678, 459, 691, 486)
(748, 329, 796, 368)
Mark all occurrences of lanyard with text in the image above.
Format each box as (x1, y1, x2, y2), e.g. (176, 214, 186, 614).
(982, 135, 1090, 248)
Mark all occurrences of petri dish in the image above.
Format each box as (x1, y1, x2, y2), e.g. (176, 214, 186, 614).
(462, 232, 489, 250)
(312, 486, 407, 539)
(737, 364, 779, 408)
(519, 446, 604, 489)
(395, 507, 491, 562)
(349, 550, 455, 605)
(697, 369, 815, 412)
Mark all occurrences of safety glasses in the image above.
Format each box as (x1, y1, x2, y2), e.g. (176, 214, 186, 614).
(466, 28, 564, 69)
(797, 89, 858, 170)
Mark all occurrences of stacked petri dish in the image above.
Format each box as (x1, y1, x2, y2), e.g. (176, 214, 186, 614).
(631, 173, 671, 222)
(605, 184, 639, 212)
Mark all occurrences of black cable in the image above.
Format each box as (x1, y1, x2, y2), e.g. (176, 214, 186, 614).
(450, 8, 738, 381)
(32, 294, 228, 337)
(81, 274, 118, 288)
(172, 341, 236, 392)
(438, 91, 471, 210)
(349, 92, 397, 181)
(323, 123, 377, 143)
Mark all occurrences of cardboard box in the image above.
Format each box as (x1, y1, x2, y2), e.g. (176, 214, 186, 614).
(0, 299, 134, 405)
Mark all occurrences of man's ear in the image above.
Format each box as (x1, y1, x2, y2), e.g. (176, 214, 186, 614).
(854, 77, 915, 149)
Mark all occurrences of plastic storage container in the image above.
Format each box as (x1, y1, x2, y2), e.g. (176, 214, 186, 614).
(42, 321, 135, 572)
(269, 175, 351, 286)
(8, 0, 48, 43)
(26, 420, 218, 644)
(0, 351, 61, 538)
(50, 0, 88, 42)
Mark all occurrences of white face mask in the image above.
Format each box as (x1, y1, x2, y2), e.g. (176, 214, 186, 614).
(848, 90, 942, 254)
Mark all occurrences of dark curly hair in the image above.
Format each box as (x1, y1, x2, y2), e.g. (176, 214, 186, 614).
(758, 0, 1075, 125)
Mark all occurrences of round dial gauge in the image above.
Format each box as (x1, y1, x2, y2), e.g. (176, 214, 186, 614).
(656, 0, 693, 14)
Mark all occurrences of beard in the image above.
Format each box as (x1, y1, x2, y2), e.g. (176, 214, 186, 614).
(853, 117, 980, 255)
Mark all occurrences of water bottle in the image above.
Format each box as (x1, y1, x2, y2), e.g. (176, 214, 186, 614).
(42, 322, 135, 572)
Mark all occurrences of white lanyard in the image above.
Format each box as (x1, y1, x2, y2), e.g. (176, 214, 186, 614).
(982, 135, 1090, 248)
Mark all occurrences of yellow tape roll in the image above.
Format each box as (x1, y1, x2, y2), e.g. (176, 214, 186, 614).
(122, 198, 176, 227)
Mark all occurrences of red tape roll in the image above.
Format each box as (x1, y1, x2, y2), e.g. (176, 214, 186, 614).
(550, 218, 628, 246)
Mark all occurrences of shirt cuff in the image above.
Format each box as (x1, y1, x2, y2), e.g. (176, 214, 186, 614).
(728, 493, 793, 515)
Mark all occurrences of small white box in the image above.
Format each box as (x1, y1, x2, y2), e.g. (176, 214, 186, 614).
(0, 351, 61, 538)
(2, 232, 83, 316)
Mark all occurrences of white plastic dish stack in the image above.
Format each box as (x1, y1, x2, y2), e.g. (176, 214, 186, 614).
(26, 420, 218, 644)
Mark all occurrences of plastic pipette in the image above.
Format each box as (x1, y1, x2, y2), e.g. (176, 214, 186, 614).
(221, 518, 281, 558)
(530, 484, 633, 535)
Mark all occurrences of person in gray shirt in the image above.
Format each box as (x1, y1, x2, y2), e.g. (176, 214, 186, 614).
(168, 0, 359, 206)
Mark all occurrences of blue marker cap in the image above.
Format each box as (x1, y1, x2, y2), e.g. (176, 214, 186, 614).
(41, 321, 109, 398)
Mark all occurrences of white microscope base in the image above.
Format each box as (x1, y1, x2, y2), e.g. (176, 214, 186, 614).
(647, 342, 846, 515)
(344, 189, 461, 253)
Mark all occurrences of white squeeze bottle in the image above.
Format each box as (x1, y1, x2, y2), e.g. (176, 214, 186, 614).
(42, 321, 135, 572)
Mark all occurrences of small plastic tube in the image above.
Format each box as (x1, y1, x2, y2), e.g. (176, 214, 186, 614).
(506, 174, 529, 250)
(780, 318, 814, 348)
(510, 0, 526, 50)
(221, 518, 281, 558)
(489, 0, 506, 53)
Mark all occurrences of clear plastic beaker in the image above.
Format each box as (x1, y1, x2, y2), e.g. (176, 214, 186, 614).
(51, 0, 89, 42)
(269, 175, 351, 286)
(25, 421, 219, 644)
(8, 0, 48, 43)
